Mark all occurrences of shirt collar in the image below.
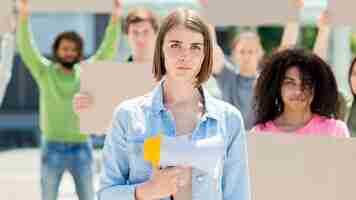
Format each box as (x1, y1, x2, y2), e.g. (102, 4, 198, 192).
(149, 80, 221, 121)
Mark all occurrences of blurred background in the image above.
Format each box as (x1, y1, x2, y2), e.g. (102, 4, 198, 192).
(1, 0, 356, 199)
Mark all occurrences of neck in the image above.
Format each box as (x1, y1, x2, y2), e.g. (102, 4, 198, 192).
(276, 108, 313, 129)
(163, 79, 201, 106)
(239, 64, 257, 77)
(132, 50, 154, 64)
(59, 64, 74, 75)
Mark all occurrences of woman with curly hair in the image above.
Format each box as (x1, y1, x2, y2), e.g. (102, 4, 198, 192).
(251, 48, 349, 137)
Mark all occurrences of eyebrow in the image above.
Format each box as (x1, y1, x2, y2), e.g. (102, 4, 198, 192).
(168, 40, 182, 44)
(191, 43, 204, 46)
(283, 76, 296, 81)
(168, 40, 203, 46)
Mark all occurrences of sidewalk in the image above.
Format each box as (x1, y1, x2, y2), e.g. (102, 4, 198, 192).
(0, 148, 102, 200)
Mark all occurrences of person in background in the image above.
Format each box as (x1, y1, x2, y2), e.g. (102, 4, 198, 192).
(17, 0, 122, 199)
(205, 0, 303, 130)
(123, 7, 159, 64)
(346, 58, 356, 137)
(309, 10, 349, 120)
(252, 48, 349, 138)
(0, 15, 16, 107)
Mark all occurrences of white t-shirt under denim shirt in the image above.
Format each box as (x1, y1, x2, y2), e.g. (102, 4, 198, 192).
(174, 134, 192, 200)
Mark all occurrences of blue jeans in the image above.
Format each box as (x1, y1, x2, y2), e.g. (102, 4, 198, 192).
(40, 140, 94, 200)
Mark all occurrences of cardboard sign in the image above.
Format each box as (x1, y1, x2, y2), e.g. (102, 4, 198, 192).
(79, 62, 156, 133)
(328, 0, 356, 26)
(27, 0, 112, 13)
(248, 133, 356, 200)
(0, 0, 13, 33)
(25, 0, 200, 14)
(203, 0, 298, 26)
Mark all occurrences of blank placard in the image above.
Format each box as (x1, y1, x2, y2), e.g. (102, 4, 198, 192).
(248, 133, 356, 200)
(328, 0, 356, 26)
(27, 0, 112, 13)
(203, 0, 298, 26)
(79, 62, 157, 134)
(0, 0, 13, 33)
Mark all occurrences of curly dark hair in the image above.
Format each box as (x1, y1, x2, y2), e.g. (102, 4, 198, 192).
(52, 31, 84, 59)
(253, 48, 340, 126)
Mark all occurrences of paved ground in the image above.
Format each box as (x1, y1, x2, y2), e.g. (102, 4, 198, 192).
(0, 148, 101, 200)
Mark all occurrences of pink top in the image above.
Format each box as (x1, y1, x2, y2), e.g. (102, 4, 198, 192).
(253, 115, 350, 138)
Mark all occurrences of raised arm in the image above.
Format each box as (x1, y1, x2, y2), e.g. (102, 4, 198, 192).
(16, 0, 50, 81)
(208, 24, 225, 75)
(279, 0, 303, 49)
(313, 10, 331, 61)
(87, 0, 122, 62)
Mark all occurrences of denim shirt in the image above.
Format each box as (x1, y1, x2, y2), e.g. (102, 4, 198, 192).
(98, 81, 250, 200)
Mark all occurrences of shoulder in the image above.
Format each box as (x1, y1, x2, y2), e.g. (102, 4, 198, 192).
(115, 93, 152, 111)
(209, 97, 242, 119)
(250, 121, 274, 134)
(315, 115, 350, 137)
(111, 93, 153, 121)
(206, 97, 246, 140)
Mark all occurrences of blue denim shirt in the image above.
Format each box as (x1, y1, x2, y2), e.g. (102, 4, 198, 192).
(98, 81, 250, 200)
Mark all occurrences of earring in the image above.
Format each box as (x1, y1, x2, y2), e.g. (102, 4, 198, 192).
(275, 98, 281, 112)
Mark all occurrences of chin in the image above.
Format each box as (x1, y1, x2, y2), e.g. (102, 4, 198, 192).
(174, 75, 190, 80)
(288, 103, 308, 110)
(169, 75, 191, 82)
(174, 71, 189, 76)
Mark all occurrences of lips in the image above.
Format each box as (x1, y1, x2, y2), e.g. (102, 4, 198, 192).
(177, 66, 192, 70)
(289, 98, 306, 102)
(136, 43, 146, 48)
(64, 57, 76, 61)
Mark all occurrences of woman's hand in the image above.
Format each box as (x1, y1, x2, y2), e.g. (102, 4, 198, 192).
(135, 166, 187, 200)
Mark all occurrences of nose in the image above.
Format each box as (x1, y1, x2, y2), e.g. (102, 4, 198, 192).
(137, 33, 145, 42)
(294, 89, 302, 95)
(66, 52, 77, 58)
(292, 85, 307, 98)
(178, 47, 189, 60)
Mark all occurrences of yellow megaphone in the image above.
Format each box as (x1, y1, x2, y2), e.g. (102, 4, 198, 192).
(143, 134, 162, 168)
(143, 133, 224, 180)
